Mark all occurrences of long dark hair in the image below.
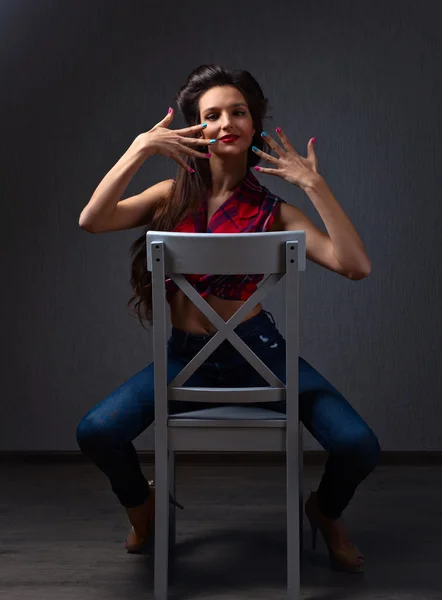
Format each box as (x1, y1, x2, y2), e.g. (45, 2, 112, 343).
(128, 64, 271, 327)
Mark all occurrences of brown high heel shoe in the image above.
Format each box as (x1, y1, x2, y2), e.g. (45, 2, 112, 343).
(125, 480, 184, 554)
(305, 491, 365, 573)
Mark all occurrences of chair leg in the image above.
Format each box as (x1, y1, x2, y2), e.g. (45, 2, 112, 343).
(168, 450, 176, 552)
(299, 423, 304, 558)
(287, 426, 301, 600)
(154, 455, 170, 600)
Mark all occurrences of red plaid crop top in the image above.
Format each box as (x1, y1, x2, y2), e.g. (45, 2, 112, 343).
(165, 170, 286, 303)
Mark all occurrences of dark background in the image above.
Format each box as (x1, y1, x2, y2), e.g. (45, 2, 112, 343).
(1, 0, 441, 452)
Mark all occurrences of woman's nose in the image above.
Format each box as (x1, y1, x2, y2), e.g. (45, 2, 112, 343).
(220, 114, 234, 129)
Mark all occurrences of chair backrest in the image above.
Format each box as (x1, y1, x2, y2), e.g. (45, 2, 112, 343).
(146, 231, 305, 425)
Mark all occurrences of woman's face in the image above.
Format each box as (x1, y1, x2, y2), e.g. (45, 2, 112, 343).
(198, 85, 255, 156)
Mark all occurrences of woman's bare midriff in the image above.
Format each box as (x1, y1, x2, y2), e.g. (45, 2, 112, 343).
(169, 290, 262, 335)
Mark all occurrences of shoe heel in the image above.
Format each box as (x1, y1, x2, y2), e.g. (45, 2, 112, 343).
(169, 493, 184, 510)
(148, 480, 184, 510)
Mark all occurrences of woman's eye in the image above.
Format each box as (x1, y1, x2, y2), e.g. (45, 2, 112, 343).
(205, 111, 247, 120)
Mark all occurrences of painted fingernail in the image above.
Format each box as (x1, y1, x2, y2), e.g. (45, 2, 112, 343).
(201, 123, 207, 128)
(252, 146, 259, 152)
(209, 139, 217, 144)
(168, 107, 172, 113)
(189, 168, 195, 173)
(205, 153, 212, 157)
(276, 127, 281, 133)
(261, 131, 267, 137)
(254, 166, 261, 171)
(311, 137, 317, 144)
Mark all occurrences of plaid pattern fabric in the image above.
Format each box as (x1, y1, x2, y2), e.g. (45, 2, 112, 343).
(165, 170, 286, 303)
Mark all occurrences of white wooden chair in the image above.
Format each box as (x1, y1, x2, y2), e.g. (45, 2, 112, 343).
(147, 230, 306, 600)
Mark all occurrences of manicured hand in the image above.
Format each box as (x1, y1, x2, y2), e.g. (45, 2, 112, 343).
(134, 108, 215, 173)
(252, 128, 319, 189)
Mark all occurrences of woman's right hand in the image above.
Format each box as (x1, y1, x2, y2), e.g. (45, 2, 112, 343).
(133, 108, 213, 172)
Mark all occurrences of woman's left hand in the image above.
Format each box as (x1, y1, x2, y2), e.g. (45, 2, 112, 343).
(252, 129, 319, 189)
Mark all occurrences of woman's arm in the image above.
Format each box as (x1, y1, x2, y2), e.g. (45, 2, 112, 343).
(267, 176, 372, 279)
(79, 141, 166, 233)
(79, 109, 212, 233)
(253, 130, 372, 279)
(301, 175, 372, 278)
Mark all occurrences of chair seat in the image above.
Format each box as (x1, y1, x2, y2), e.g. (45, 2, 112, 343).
(170, 405, 286, 424)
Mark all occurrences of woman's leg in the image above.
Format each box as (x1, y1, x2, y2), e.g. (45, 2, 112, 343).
(76, 360, 161, 548)
(76, 361, 157, 508)
(219, 310, 381, 519)
(76, 351, 221, 509)
(76, 343, 222, 549)
(296, 357, 381, 520)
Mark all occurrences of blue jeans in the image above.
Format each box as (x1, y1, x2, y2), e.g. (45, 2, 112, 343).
(76, 309, 380, 519)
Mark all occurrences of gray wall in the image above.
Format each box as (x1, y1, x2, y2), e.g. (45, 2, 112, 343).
(1, 0, 441, 452)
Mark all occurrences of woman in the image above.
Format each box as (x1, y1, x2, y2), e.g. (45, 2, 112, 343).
(77, 64, 380, 573)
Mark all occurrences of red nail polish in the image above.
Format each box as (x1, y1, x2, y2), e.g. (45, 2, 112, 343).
(189, 168, 195, 173)
(311, 137, 316, 144)
(168, 107, 172, 113)
(254, 166, 261, 171)
(276, 127, 281, 133)
(205, 153, 212, 158)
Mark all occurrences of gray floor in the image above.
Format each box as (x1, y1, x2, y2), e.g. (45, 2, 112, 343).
(1, 461, 441, 600)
